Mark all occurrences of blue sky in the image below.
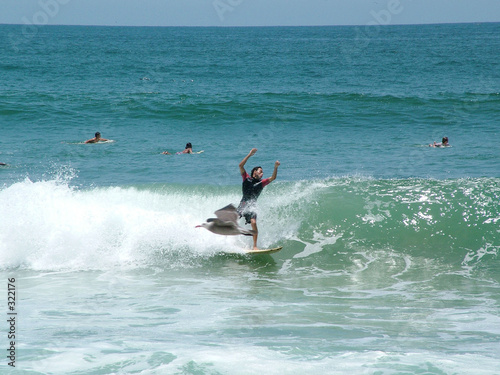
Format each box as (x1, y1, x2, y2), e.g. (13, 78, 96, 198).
(2, 0, 500, 27)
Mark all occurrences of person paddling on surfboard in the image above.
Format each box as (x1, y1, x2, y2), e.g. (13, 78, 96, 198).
(237, 148, 280, 250)
(85, 132, 109, 144)
(177, 142, 193, 154)
(429, 136, 450, 148)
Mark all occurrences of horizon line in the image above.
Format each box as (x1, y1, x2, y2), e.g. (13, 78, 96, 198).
(1, 21, 499, 28)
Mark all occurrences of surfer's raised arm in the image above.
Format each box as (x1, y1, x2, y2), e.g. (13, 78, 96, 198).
(268, 161, 280, 183)
(239, 148, 257, 176)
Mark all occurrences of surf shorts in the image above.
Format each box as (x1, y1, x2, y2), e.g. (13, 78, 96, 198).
(241, 211, 257, 225)
(237, 201, 257, 225)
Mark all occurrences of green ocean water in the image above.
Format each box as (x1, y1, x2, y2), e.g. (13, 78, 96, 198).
(0, 23, 499, 374)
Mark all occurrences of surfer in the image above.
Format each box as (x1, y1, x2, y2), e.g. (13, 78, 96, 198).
(177, 142, 193, 154)
(237, 148, 280, 250)
(429, 137, 450, 147)
(85, 132, 109, 144)
(164, 143, 198, 155)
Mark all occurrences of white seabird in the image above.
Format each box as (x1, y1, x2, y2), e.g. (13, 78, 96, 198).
(196, 204, 255, 236)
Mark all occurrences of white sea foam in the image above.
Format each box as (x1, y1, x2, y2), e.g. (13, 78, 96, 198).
(0, 177, 314, 271)
(0, 178, 236, 270)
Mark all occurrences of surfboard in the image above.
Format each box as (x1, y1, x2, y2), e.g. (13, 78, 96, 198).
(175, 150, 204, 155)
(244, 246, 283, 255)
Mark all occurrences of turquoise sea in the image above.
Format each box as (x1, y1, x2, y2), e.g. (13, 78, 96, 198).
(1, 23, 499, 374)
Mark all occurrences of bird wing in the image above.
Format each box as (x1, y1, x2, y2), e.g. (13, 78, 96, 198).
(206, 218, 235, 227)
(214, 204, 239, 223)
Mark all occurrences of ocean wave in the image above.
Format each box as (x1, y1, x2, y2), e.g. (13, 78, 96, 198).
(0, 176, 498, 275)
